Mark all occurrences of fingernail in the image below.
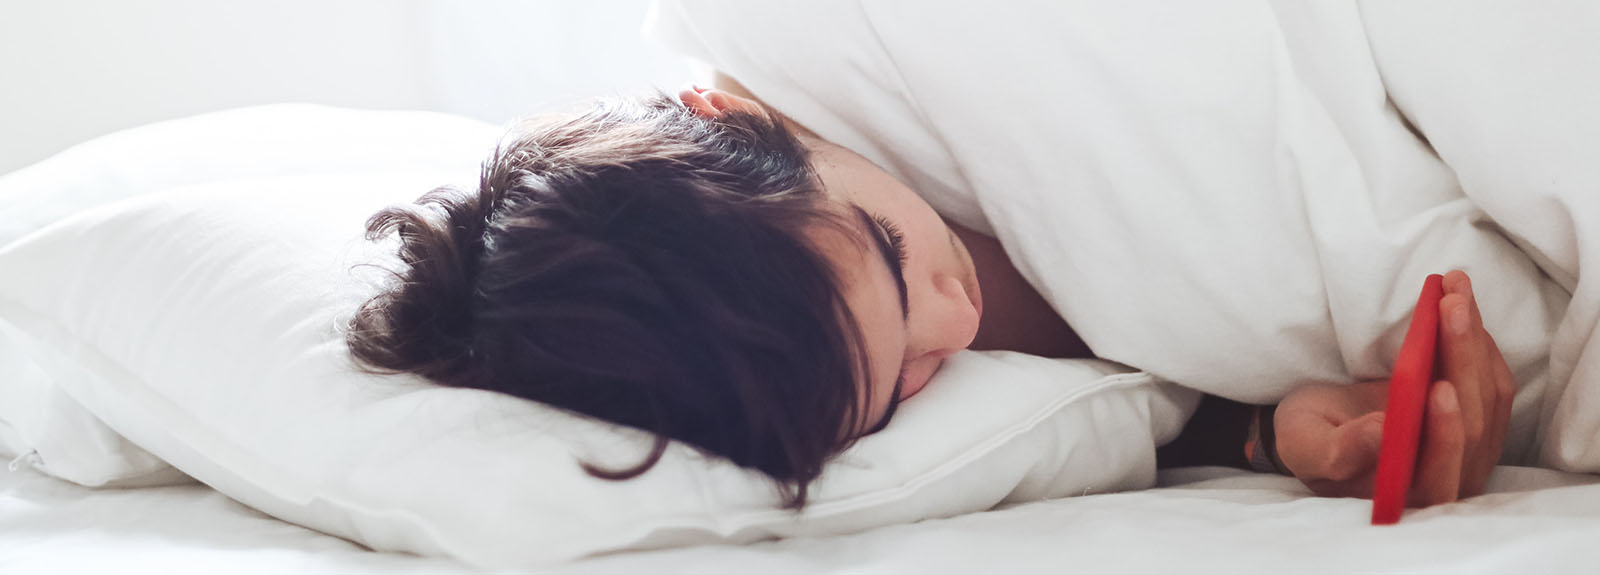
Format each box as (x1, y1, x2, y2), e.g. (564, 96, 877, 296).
(1433, 383, 1459, 413)
(1448, 304, 1470, 336)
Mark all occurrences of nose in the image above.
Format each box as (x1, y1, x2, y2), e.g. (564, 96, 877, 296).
(908, 272, 981, 360)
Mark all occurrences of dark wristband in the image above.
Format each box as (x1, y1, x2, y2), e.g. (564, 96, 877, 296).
(1248, 404, 1293, 476)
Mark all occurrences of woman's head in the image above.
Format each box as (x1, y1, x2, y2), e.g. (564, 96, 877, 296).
(347, 89, 980, 508)
(682, 87, 983, 432)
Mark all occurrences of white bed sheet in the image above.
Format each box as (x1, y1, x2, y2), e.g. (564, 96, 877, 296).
(7, 464, 1600, 574)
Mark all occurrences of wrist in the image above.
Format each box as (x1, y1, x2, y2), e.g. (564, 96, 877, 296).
(1245, 404, 1293, 475)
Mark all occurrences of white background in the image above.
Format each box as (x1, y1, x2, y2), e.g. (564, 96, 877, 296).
(0, 0, 691, 175)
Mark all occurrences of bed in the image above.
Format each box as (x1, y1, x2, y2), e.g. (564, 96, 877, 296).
(6, 0, 1600, 572)
(8, 462, 1600, 573)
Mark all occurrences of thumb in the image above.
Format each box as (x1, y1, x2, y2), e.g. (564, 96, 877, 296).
(1321, 411, 1386, 482)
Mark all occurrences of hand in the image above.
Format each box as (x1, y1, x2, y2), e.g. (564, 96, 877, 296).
(1272, 271, 1515, 506)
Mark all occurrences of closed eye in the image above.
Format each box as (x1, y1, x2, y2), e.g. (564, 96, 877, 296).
(869, 214, 910, 320)
(849, 205, 913, 434)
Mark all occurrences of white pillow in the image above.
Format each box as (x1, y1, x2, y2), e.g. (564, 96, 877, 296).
(0, 104, 502, 487)
(0, 331, 184, 487)
(0, 103, 501, 249)
(0, 168, 1196, 565)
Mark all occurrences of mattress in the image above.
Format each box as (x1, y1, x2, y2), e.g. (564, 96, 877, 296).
(6, 462, 1600, 574)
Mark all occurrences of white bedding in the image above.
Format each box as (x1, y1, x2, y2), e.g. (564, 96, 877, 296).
(7, 462, 1600, 574)
(5, 0, 1600, 572)
(649, 0, 1599, 472)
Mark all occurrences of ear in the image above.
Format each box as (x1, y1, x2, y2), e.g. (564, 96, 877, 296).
(679, 86, 719, 117)
(679, 85, 763, 118)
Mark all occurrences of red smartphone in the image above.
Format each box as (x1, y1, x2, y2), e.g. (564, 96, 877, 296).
(1371, 274, 1445, 525)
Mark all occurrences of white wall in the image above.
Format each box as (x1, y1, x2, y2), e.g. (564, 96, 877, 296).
(0, 0, 691, 175)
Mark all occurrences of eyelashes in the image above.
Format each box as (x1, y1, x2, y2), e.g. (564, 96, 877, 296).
(869, 212, 911, 321)
(873, 215, 909, 270)
(872, 216, 913, 398)
(863, 212, 913, 432)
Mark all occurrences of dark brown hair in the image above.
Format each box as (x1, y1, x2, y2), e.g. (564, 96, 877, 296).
(346, 93, 870, 508)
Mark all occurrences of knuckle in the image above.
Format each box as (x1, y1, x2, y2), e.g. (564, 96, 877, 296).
(1463, 423, 1485, 449)
(1496, 378, 1517, 407)
(1477, 376, 1500, 405)
(1320, 452, 1354, 482)
(1324, 461, 1359, 483)
(1488, 385, 1507, 411)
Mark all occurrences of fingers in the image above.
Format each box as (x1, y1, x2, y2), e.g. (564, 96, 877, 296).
(1412, 381, 1465, 507)
(1471, 348, 1515, 496)
(1438, 291, 1487, 479)
(1475, 366, 1514, 496)
(1273, 382, 1389, 499)
(1437, 270, 1515, 497)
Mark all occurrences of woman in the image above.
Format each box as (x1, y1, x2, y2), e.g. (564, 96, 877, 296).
(348, 78, 1514, 511)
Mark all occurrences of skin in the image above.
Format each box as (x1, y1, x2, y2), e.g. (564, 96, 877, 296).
(683, 81, 1514, 507)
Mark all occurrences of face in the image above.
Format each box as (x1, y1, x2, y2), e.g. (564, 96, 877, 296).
(805, 140, 983, 437)
(681, 86, 984, 438)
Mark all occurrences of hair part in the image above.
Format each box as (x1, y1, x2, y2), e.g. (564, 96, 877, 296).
(346, 93, 875, 508)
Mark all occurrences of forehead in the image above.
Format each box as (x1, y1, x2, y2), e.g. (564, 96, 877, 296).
(799, 141, 879, 275)
(805, 140, 877, 199)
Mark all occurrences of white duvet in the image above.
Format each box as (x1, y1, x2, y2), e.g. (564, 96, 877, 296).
(1358, 0, 1600, 473)
(652, 0, 1598, 469)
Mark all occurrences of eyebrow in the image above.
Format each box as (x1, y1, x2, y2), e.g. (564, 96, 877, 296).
(850, 205, 909, 320)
